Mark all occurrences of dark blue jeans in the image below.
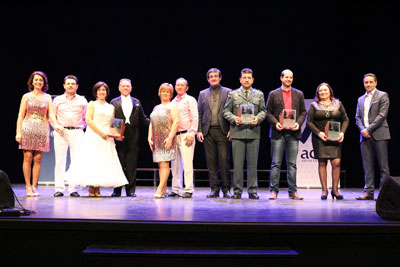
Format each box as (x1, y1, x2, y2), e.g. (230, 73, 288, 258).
(270, 134, 298, 194)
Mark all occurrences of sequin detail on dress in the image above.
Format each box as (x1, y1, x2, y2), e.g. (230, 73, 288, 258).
(19, 94, 50, 152)
(150, 104, 176, 162)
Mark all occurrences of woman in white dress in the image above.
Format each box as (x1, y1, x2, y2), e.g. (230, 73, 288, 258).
(68, 81, 128, 196)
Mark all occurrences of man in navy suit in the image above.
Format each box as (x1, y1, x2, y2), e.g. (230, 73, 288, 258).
(355, 73, 390, 200)
(110, 78, 150, 197)
(197, 68, 232, 198)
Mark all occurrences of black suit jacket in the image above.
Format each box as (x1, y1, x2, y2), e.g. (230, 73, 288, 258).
(110, 96, 150, 133)
(197, 86, 231, 135)
(266, 87, 307, 140)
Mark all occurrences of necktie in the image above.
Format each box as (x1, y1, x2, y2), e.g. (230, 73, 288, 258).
(245, 90, 249, 100)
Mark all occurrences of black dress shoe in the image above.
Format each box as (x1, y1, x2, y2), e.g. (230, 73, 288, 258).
(126, 193, 136, 197)
(111, 192, 121, 197)
(249, 193, 259, 199)
(168, 191, 180, 197)
(223, 192, 232, 198)
(70, 192, 80, 197)
(206, 190, 219, 198)
(231, 193, 241, 199)
(53, 192, 64, 197)
(182, 192, 192, 198)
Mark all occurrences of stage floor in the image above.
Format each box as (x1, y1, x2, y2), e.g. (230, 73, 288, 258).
(8, 184, 397, 224)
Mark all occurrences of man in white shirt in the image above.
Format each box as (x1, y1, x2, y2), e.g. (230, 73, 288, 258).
(168, 78, 198, 198)
(355, 73, 390, 200)
(53, 75, 87, 197)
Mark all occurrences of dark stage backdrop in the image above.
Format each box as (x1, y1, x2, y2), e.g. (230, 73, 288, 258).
(2, 1, 398, 187)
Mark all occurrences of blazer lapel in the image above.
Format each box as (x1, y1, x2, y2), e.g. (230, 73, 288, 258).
(291, 90, 298, 111)
(206, 88, 213, 112)
(277, 88, 284, 109)
(369, 90, 379, 109)
(359, 95, 366, 122)
(116, 97, 125, 120)
(218, 89, 225, 112)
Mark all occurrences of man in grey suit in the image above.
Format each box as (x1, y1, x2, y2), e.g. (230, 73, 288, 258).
(266, 69, 306, 200)
(223, 68, 266, 199)
(355, 73, 390, 200)
(197, 68, 232, 198)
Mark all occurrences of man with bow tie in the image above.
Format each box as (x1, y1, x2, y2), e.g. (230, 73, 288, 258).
(110, 78, 150, 197)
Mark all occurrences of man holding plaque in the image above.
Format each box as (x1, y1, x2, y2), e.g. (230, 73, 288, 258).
(266, 69, 306, 200)
(197, 68, 232, 198)
(110, 78, 150, 197)
(355, 73, 390, 200)
(53, 75, 87, 197)
(223, 68, 266, 199)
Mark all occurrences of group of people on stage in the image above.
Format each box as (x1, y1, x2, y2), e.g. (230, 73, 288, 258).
(15, 68, 390, 201)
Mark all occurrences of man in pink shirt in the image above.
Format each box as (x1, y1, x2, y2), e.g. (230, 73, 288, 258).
(168, 78, 198, 198)
(52, 75, 88, 197)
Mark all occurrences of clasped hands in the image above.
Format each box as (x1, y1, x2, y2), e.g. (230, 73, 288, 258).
(275, 122, 299, 131)
(318, 131, 344, 143)
(361, 129, 371, 138)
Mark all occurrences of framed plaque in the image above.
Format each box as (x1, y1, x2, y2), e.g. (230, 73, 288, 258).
(279, 109, 296, 129)
(239, 104, 254, 124)
(108, 118, 125, 139)
(324, 121, 341, 141)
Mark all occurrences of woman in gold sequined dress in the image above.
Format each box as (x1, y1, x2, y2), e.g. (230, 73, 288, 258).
(16, 71, 63, 197)
(148, 83, 180, 198)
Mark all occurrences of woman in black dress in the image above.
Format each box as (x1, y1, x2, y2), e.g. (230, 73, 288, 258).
(307, 83, 349, 200)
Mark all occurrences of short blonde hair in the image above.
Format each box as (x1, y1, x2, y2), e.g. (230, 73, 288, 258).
(158, 83, 174, 100)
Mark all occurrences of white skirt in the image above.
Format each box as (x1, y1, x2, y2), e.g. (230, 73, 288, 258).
(67, 128, 128, 188)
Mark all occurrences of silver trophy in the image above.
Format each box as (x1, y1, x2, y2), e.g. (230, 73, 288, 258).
(325, 121, 341, 141)
(279, 109, 296, 129)
(239, 104, 255, 124)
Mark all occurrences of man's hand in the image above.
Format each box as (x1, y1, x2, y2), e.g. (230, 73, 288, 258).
(276, 122, 283, 131)
(235, 116, 242, 125)
(290, 122, 299, 131)
(185, 135, 194, 146)
(361, 129, 371, 138)
(197, 132, 204, 142)
(249, 116, 258, 125)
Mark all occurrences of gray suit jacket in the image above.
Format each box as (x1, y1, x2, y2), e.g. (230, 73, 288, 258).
(266, 87, 307, 140)
(223, 87, 266, 139)
(198, 86, 231, 135)
(355, 89, 390, 142)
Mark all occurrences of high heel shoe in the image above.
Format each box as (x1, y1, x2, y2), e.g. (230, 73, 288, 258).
(321, 191, 328, 200)
(88, 186, 95, 197)
(32, 187, 40, 197)
(26, 186, 34, 197)
(331, 190, 344, 200)
(154, 188, 166, 199)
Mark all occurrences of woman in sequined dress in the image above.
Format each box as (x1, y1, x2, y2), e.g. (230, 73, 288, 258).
(16, 71, 63, 197)
(307, 83, 349, 200)
(148, 83, 180, 198)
